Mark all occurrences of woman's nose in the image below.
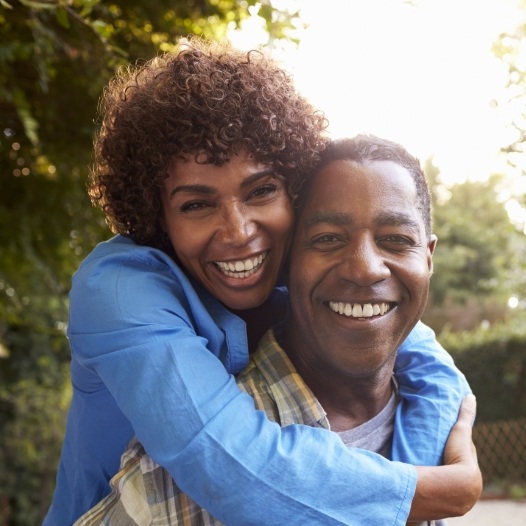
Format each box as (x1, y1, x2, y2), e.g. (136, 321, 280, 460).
(217, 202, 257, 245)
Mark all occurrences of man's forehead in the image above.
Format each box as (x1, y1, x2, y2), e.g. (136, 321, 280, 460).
(297, 159, 425, 232)
(306, 159, 416, 197)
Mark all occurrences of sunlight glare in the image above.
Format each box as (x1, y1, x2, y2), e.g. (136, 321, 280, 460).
(231, 0, 522, 189)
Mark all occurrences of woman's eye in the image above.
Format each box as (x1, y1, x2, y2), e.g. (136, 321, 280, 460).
(180, 201, 210, 213)
(249, 183, 279, 199)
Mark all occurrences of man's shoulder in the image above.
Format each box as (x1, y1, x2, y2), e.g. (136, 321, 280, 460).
(236, 330, 328, 429)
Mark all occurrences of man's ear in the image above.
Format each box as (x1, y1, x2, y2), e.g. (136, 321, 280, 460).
(427, 234, 437, 275)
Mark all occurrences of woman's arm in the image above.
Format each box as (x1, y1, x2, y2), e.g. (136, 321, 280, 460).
(60, 237, 416, 525)
(72, 398, 481, 526)
(58, 237, 477, 525)
(393, 321, 471, 465)
(409, 395, 482, 521)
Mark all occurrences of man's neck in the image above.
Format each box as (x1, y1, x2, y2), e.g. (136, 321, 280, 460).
(279, 326, 395, 432)
(301, 370, 394, 432)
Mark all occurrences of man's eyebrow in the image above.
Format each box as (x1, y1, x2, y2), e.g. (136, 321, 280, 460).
(376, 212, 420, 231)
(303, 210, 352, 228)
(302, 210, 421, 230)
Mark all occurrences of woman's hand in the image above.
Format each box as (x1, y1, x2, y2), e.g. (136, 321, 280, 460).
(408, 394, 483, 522)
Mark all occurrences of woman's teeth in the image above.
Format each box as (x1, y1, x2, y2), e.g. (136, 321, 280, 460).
(328, 302, 391, 318)
(215, 254, 266, 279)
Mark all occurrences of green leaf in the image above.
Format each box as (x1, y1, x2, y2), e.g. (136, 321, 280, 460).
(17, 0, 57, 9)
(55, 6, 70, 29)
(12, 89, 40, 145)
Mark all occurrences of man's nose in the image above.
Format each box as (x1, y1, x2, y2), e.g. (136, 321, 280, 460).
(338, 236, 390, 286)
(217, 202, 257, 245)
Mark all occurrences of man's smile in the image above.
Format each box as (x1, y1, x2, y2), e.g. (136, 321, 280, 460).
(327, 301, 393, 319)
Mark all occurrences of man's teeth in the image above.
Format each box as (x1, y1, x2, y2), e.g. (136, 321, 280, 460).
(216, 254, 265, 279)
(328, 302, 391, 318)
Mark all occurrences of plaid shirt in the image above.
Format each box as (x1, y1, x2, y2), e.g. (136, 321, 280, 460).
(73, 329, 329, 526)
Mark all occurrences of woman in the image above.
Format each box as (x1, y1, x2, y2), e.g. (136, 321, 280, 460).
(44, 37, 478, 525)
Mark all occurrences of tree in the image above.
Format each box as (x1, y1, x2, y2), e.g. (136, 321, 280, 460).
(0, 2, 300, 523)
(424, 159, 526, 332)
(492, 0, 526, 176)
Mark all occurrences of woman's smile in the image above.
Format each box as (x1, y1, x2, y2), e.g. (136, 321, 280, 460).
(214, 252, 268, 279)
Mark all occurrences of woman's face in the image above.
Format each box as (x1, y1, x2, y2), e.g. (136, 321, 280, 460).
(161, 151, 294, 311)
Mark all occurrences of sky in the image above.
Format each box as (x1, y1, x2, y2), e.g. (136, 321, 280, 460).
(229, 0, 525, 203)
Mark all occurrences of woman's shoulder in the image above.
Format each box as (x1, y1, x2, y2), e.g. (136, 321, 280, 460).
(81, 234, 176, 270)
(74, 235, 190, 287)
(69, 235, 199, 326)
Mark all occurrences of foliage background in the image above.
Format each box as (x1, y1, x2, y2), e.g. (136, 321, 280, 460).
(1, 1, 301, 522)
(1, 0, 525, 524)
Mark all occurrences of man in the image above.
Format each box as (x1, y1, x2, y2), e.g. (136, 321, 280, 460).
(74, 135, 480, 525)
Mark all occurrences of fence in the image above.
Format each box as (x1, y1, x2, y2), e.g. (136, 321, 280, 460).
(473, 418, 526, 489)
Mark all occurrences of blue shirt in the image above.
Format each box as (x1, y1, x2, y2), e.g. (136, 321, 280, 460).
(44, 235, 470, 526)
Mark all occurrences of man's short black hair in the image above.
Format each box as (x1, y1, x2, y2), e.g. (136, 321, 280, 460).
(299, 134, 432, 236)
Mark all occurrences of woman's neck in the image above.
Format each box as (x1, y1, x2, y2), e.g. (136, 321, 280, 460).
(232, 298, 288, 353)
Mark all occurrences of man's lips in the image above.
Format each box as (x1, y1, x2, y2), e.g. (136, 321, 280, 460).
(328, 301, 393, 318)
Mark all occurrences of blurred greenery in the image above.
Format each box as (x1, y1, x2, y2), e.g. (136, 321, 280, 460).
(441, 316, 526, 422)
(493, 0, 526, 178)
(423, 161, 525, 332)
(1, 0, 526, 524)
(0, 0, 300, 523)
(442, 316, 526, 497)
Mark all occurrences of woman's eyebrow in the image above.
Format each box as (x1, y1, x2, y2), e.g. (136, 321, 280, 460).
(169, 184, 215, 200)
(240, 168, 276, 189)
(169, 168, 275, 200)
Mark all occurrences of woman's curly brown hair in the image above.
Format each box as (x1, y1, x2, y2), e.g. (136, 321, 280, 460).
(89, 36, 329, 250)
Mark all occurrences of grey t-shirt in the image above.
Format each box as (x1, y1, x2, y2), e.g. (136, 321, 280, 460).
(335, 387, 447, 526)
(336, 389, 397, 456)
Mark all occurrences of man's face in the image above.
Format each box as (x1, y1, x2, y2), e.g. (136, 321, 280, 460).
(287, 159, 436, 379)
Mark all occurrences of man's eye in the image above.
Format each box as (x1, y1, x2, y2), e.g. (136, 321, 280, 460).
(382, 235, 414, 247)
(310, 234, 342, 248)
(314, 234, 338, 243)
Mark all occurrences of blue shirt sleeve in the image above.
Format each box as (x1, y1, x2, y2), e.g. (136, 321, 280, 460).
(392, 321, 471, 465)
(45, 237, 418, 526)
